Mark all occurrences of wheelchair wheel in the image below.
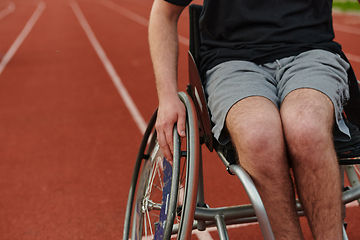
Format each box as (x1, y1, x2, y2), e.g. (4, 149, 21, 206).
(123, 92, 200, 240)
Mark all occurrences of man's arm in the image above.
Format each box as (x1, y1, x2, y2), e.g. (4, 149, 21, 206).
(149, 0, 187, 160)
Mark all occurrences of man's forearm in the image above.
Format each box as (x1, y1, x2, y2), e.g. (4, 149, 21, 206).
(148, 0, 185, 103)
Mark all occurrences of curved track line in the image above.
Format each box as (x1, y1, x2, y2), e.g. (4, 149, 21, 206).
(0, 1, 45, 76)
(0, 1, 15, 21)
(334, 23, 360, 35)
(101, 0, 149, 27)
(100, 0, 189, 46)
(344, 52, 360, 63)
(70, 1, 147, 134)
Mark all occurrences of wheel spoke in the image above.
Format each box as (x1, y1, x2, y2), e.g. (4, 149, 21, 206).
(145, 207, 154, 239)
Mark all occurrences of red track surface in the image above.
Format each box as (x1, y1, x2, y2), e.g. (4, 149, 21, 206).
(0, 0, 359, 239)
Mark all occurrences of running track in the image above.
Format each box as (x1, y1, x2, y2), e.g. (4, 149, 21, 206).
(0, 0, 359, 239)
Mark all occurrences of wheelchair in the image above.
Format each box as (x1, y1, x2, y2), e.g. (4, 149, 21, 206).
(123, 4, 360, 240)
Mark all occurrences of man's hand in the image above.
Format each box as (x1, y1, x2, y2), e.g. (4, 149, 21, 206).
(155, 96, 186, 161)
(149, 0, 187, 160)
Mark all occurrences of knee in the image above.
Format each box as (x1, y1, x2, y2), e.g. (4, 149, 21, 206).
(282, 113, 333, 160)
(280, 90, 335, 159)
(233, 123, 288, 179)
(242, 128, 283, 158)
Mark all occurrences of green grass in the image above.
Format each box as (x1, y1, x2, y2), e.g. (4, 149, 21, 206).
(333, 1, 360, 12)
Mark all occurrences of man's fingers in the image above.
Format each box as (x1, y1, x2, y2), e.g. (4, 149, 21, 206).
(154, 99, 186, 161)
(164, 125, 174, 153)
(177, 114, 186, 137)
(156, 129, 173, 161)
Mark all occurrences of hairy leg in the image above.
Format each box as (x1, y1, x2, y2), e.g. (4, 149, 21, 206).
(226, 96, 304, 240)
(281, 89, 342, 240)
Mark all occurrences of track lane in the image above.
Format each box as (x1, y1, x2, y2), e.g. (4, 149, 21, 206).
(0, 0, 142, 238)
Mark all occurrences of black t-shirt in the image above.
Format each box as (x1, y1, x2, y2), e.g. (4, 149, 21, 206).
(165, 0, 342, 73)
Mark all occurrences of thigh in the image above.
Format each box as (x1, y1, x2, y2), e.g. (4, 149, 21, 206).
(226, 96, 284, 144)
(277, 49, 350, 141)
(205, 60, 279, 144)
(280, 88, 337, 163)
(226, 96, 288, 175)
(280, 88, 334, 131)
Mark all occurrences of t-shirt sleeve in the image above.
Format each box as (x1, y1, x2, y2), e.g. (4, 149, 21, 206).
(164, 0, 192, 7)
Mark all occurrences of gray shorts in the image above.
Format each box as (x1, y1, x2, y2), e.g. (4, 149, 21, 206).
(204, 49, 350, 144)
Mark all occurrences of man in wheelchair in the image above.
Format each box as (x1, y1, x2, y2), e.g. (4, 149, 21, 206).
(148, 0, 359, 239)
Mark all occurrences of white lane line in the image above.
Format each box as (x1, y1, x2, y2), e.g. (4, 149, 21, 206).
(193, 228, 214, 240)
(345, 52, 360, 63)
(101, 0, 149, 27)
(100, 0, 189, 47)
(346, 200, 360, 208)
(70, 1, 147, 134)
(0, 1, 15, 20)
(204, 222, 258, 233)
(0, 1, 45, 76)
(334, 23, 360, 35)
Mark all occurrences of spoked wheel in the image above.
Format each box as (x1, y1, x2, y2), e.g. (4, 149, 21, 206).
(131, 134, 178, 240)
(123, 92, 200, 240)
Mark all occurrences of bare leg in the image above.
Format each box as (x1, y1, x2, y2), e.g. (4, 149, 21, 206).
(226, 96, 304, 240)
(281, 89, 342, 240)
